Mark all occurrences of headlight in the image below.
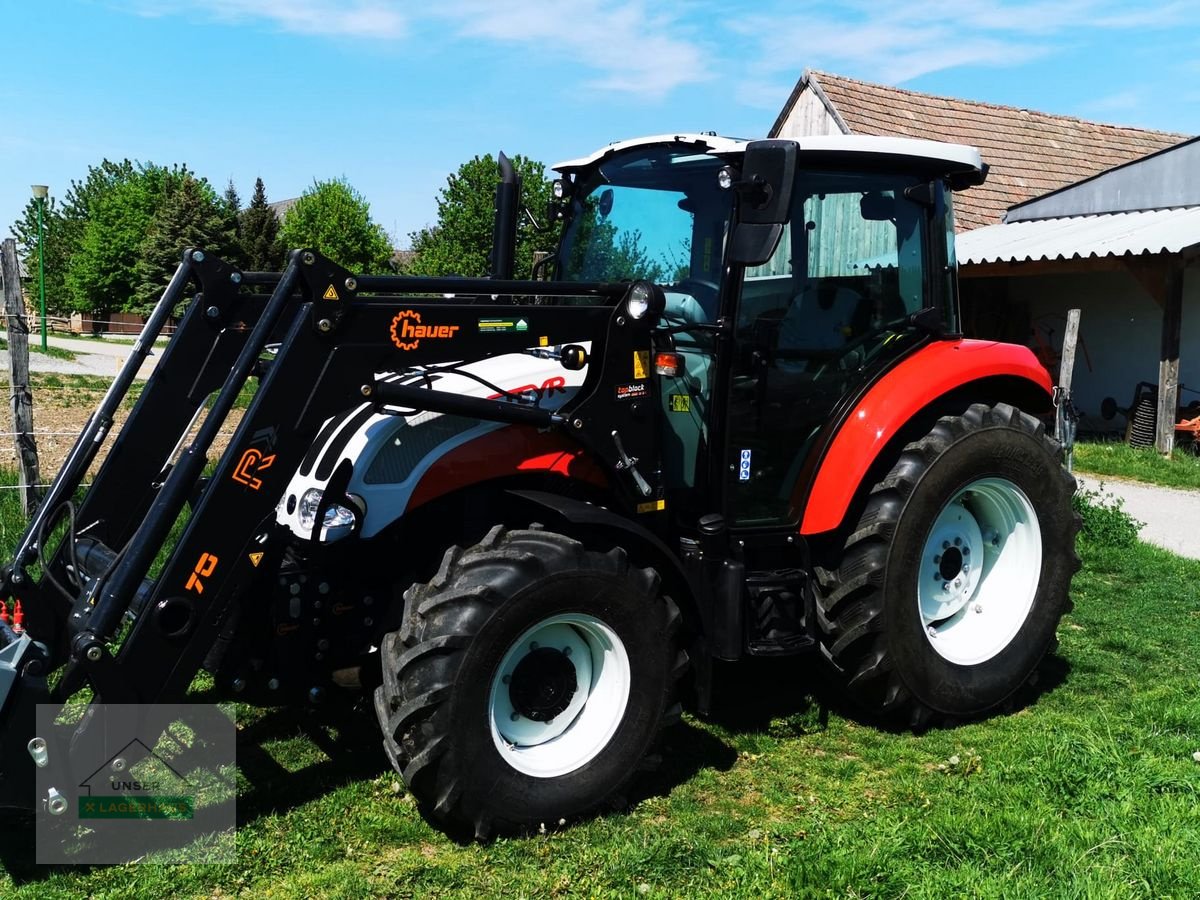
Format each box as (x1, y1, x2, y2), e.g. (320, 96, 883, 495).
(298, 488, 358, 532)
(552, 178, 568, 199)
(625, 281, 665, 320)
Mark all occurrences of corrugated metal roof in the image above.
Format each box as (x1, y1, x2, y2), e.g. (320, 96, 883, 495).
(957, 207, 1200, 265)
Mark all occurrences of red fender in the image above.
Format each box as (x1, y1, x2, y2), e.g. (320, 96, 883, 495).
(799, 340, 1052, 535)
(406, 426, 609, 512)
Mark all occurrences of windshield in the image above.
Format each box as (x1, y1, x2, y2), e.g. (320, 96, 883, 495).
(556, 146, 734, 302)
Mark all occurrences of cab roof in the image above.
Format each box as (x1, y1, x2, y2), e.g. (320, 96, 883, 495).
(552, 132, 983, 177)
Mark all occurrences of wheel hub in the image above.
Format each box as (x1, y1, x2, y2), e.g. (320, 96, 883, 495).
(509, 647, 577, 722)
(917, 478, 1042, 665)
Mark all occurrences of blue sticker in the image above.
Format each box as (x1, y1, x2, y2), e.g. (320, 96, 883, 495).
(739, 449, 752, 481)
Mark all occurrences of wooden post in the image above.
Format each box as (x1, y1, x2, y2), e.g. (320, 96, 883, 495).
(1056, 308, 1081, 470)
(1156, 262, 1184, 456)
(0, 238, 41, 513)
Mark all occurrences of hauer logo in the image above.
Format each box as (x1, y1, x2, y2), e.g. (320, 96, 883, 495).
(390, 310, 460, 350)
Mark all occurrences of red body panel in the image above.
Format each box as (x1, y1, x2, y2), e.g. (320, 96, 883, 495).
(405, 426, 610, 512)
(798, 340, 1052, 535)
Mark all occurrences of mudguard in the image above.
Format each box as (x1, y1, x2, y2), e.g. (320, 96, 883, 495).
(799, 339, 1053, 535)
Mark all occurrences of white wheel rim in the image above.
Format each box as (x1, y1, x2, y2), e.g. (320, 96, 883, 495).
(917, 477, 1042, 665)
(488, 613, 630, 778)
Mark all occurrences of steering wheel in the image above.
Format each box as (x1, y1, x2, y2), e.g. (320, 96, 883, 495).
(810, 314, 914, 381)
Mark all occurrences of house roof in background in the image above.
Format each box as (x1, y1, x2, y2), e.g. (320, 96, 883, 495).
(268, 197, 297, 220)
(772, 70, 1190, 232)
(957, 207, 1200, 265)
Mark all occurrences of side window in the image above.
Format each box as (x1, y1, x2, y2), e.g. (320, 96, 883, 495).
(729, 171, 930, 527)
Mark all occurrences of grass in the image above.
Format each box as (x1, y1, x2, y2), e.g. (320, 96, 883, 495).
(2, 488, 1199, 897)
(0, 337, 77, 361)
(1074, 438, 1200, 491)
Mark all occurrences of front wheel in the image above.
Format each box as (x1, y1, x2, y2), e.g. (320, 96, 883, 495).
(815, 403, 1080, 725)
(374, 526, 685, 839)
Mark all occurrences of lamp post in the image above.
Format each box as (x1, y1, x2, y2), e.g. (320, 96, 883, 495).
(30, 185, 49, 351)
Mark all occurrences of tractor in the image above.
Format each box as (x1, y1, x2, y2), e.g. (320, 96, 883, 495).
(0, 133, 1078, 843)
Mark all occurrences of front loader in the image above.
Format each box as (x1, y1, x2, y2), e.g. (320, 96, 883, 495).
(0, 134, 1078, 842)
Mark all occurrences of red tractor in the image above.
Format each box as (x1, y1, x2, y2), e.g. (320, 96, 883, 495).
(0, 134, 1078, 842)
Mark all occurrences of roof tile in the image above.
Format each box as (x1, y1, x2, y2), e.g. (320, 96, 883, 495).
(777, 71, 1190, 232)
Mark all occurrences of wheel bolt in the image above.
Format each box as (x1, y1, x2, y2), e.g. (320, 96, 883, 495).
(502, 675, 511, 684)
(563, 646, 572, 656)
(933, 555, 941, 564)
(954, 578, 961, 588)
(943, 582, 951, 592)
(954, 537, 962, 547)
(963, 547, 970, 556)
(942, 541, 950, 550)
(974, 603, 984, 614)
(927, 626, 937, 638)
(963, 565, 970, 573)
(510, 712, 520, 722)
(530, 641, 539, 650)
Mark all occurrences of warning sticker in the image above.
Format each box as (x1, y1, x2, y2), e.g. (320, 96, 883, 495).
(248, 552, 264, 568)
(669, 394, 691, 413)
(636, 499, 667, 514)
(738, 449, 752, 482)
(615, 382, 648, 402)
(322, 285, 339, 301)
(633, 350, 650, 380)
(478, 318, 530, 333)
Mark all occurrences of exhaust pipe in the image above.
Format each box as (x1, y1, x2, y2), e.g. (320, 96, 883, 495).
(490, 151, 521, 280)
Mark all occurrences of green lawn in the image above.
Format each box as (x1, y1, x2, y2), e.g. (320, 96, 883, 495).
(1074, 439, 1200, 491)
(2, 496, 1199, 898)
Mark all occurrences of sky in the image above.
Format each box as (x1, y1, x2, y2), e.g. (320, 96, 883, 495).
(1, 1, 1198, 252)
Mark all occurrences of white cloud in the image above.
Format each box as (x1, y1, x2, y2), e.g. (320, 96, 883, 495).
(124, 0, 406, 39)
(120, 0, 708, 99)
(733, 0, 1200, 88)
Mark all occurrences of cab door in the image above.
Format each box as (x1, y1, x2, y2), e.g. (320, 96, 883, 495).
(725, 170, 943, 528)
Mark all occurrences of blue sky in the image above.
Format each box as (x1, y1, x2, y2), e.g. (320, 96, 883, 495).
(2, 1, 1198, 251)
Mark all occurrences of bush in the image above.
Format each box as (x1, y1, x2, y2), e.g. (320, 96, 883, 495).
(1072, 484, 1143, 547)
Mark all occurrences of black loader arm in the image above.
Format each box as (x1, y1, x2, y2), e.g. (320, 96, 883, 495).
(0, 249, 661, 813)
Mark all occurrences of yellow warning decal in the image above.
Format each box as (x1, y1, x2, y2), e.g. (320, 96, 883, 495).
(633, 350, 649, 380)
(636, 499, 666, 514)
(539, 335, 549, 347)
(249, 552, 264, 568)
(669, 394, 691, 413)
(322, 285, 340, 301)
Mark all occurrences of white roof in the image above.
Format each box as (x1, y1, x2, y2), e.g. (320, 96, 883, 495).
(552, 133, 982, 174)
(957, 207, 1200, 265)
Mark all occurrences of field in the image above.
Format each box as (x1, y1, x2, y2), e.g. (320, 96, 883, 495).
(0, 485, 1197, 898)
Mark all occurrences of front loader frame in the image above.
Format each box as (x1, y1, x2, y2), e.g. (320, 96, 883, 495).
(0, 248, 663, 813)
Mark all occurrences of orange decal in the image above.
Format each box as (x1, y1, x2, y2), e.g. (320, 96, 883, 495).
(185, 552, 219, 594)
(390, 310, 460, 350)
(233, 447, 276, 490)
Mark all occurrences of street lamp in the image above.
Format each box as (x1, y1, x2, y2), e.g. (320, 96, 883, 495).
(30, 184, 49, 351)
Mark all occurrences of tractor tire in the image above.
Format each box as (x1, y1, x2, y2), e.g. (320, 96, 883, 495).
(374, 525, 685, 839)
(814, 403, 1080, 726)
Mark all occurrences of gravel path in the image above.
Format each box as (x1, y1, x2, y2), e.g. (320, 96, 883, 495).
(1076, 473, 1200, 560)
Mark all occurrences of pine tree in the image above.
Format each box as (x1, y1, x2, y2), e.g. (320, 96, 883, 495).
(131, 175, 239, 314)
(238, 177, 282, 271)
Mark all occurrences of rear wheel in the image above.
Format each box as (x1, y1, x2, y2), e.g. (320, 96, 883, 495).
(374, 526, 685, 839)
(815, 403, 1080, 725)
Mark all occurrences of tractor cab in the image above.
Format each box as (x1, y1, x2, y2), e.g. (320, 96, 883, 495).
(549, 133, 984, 528)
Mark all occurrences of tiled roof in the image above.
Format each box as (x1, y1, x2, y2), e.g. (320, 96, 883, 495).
(774, 70, 1190, 232)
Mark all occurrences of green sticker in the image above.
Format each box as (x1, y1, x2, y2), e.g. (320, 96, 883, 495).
(669, 394, 691, 413)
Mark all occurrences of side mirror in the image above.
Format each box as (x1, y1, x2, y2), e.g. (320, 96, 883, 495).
(728, 140, 796, 265)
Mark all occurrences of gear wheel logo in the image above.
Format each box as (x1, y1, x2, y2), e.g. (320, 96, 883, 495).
(389, 309, 461, 350)
(390, 309, 422, 350)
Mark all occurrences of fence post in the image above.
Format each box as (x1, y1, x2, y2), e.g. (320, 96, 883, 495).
(0, 238, 41, 514)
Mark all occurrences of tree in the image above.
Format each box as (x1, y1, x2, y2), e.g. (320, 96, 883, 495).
(405, 154, 556, 279)
(238, 177, 282, 271)
(131, 174, 239, 314)
(278, 178, 393, 273)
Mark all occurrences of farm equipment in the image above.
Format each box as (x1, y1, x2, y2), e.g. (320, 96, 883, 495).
(0, 133, 1079, 841)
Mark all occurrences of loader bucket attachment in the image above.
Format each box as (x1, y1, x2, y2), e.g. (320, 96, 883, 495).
(0, 634, 50, 813)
